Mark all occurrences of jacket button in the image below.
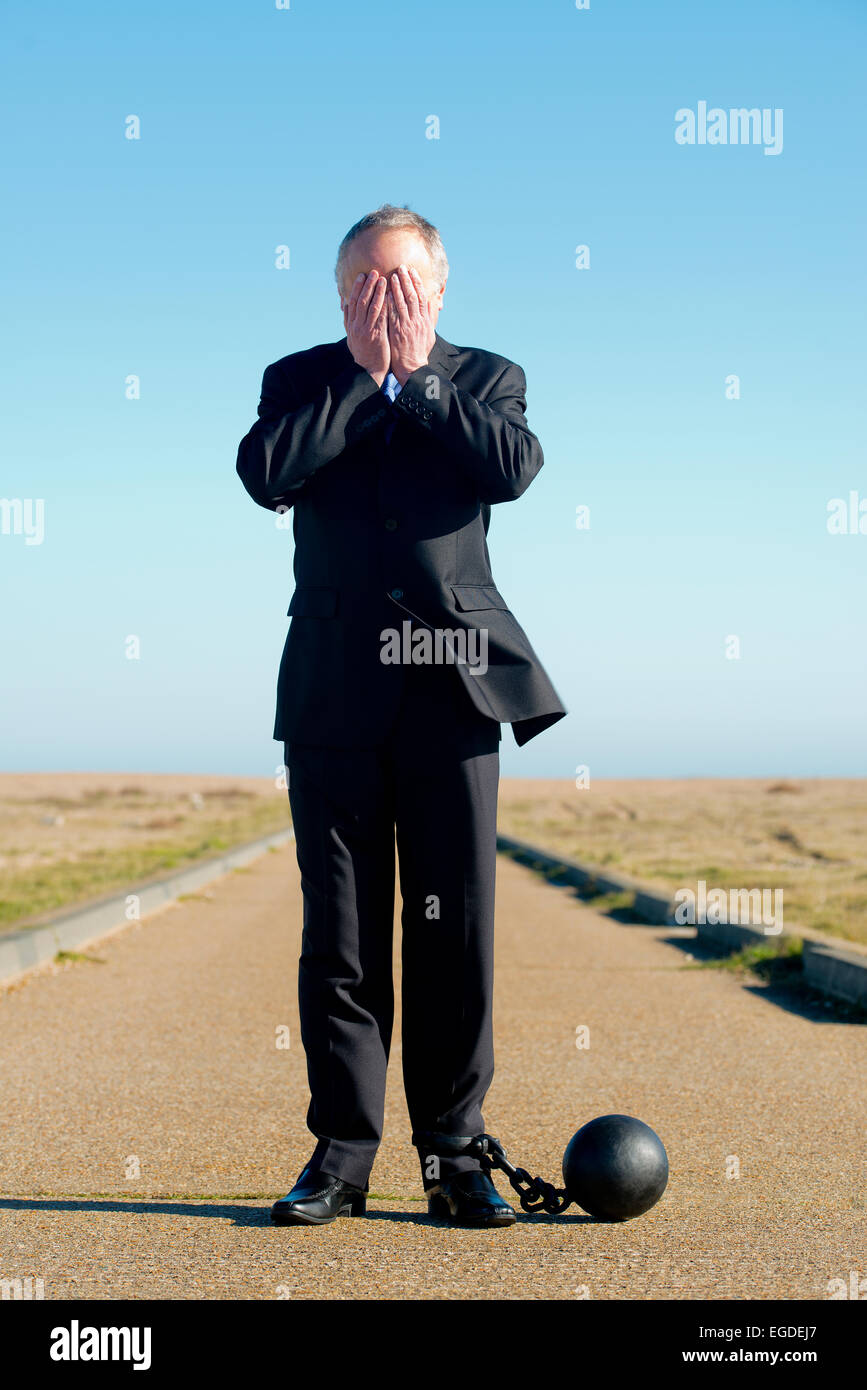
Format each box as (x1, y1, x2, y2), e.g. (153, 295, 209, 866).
(384, 518, 398, 530)
(390, 587, 404, 600)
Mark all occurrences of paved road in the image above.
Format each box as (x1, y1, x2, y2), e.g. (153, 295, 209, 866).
(0, 844, 863, 1300)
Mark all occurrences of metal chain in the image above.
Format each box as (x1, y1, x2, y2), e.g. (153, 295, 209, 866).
(415, 1131, 573, 1215)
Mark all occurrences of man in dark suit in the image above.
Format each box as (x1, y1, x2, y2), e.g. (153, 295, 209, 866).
(236, 205, 566, 1228)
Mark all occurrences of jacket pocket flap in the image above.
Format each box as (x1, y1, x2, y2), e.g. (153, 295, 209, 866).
(451, 584, 510, 611)
(287, 586, 339, 617)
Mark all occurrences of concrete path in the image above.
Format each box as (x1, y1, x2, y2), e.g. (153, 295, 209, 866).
(0, 844, 863, 1300)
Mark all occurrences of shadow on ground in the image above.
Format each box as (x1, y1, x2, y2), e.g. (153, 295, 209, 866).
(663, 933, 867, 1026)
(0, 1197, 595, 1227)
(501, 852, 866, 1026)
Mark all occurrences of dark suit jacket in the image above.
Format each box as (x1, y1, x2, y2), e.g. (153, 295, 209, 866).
(235, 331, 567, 748)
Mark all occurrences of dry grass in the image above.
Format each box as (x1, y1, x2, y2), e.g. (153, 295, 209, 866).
(497, 777, 867, 947)
(3, 773, 864, 949)
(0, 773, 290, 931)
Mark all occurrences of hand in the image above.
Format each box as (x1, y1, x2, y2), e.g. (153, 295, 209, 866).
(343, 270, 389, 387)
(386, 265, 436, 386)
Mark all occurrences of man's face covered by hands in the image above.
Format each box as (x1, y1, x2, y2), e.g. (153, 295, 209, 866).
(339, 227, 447, 387)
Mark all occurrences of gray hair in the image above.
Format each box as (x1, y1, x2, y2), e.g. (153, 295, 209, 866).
(335, 203, 449, 298)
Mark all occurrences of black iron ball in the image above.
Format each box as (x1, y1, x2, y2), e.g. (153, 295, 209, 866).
(562, 1114, 669, 1221)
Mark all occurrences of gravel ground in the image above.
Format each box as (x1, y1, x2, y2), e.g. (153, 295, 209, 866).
(0, 845, 863, 1300)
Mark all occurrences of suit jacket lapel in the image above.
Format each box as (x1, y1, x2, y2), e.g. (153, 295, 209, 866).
(333, 332, 460, 450)
(426, 332, 460, 381)
(334, 331, 460, 383)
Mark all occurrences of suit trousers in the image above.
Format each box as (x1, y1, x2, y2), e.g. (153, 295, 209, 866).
(283, 654, 501, 1192)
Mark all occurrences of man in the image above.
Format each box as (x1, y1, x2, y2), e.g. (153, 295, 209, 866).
(236, 204, 566, 1229)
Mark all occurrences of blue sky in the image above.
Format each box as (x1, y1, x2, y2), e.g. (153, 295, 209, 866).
(1, 0, 864, 778)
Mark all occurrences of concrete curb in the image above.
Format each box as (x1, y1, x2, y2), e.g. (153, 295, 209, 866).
(694, 919, 781, 953)
(494, 828, 650, 895)
(496, 832, 867, 1009)
(0, 827, 295, 986)
(496, 833, 678, 919)
(802, 939, 867, 1008)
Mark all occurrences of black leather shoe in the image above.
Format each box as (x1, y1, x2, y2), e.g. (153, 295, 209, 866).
(271, 1164, 367, 1225)
(426, 1170, 516, 1227)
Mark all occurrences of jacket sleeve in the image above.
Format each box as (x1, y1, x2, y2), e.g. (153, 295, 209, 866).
(235, 356, 390, 511)
(391, 359, 544, 504)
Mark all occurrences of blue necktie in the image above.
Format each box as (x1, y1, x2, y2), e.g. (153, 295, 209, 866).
(382, 371, 400, 443)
